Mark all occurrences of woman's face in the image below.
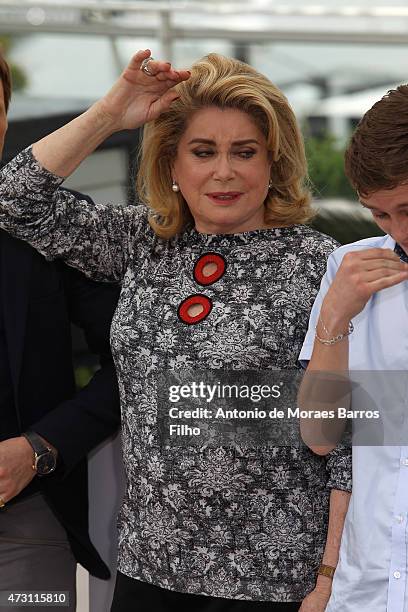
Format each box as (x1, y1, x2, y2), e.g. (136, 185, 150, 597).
(172, 106, 272, 234)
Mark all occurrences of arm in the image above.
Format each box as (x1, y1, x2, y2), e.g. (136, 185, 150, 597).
(0, 150, 149, 282)
(299, 247, 408, 455)
(297, 438, 352, 609)
(320, 488, 351, 577)
(32, 264, 121, 473)
(32, 50, 189, 177)
(0, 52, 190, 281)
(299, 489, 351, 611)
(0, 266, 121, 502)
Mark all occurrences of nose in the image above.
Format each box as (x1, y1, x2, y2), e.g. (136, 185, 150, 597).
(212, 153, 235, 181)
(390, 217, 408, 246)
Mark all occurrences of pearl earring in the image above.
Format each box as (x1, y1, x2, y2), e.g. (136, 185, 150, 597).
(268, 180, 273, 189)
(172, 180, 180, 193)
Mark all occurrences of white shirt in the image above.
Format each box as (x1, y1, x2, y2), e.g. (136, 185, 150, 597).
(299, 234, 408, 612)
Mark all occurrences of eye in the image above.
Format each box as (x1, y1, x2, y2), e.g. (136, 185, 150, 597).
(372, 212, 388, 220)
(235, 150, 256, 159)
(192, 149, 213, 158)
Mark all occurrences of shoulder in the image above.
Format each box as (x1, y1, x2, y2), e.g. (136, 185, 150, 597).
(287, 226, 340, 282)
(329, 234, 390, 265)
(116, 203, 154, 235)
(294, 225, 340, 257)
(310, 234, 391, 284)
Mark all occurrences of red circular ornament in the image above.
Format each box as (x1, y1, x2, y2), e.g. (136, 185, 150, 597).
(178, 294, 213, 325)
(194, 253, 226, 286)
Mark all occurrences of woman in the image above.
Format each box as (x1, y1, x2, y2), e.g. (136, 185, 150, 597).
(0, 50, 350, 611)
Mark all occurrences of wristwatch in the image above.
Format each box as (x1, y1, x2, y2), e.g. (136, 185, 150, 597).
(22, 431, 57, 476)
(318, 564, 336, 580)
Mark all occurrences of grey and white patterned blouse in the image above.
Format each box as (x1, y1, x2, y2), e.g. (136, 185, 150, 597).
(0, 148, 351, 602)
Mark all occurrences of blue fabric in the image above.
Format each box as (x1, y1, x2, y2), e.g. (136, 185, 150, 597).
(395, 242, 408, 264)
(299, 234, 408, 612)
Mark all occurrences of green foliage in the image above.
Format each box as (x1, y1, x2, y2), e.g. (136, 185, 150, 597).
(10, 64, 27, 91)
(0, 35, 27, 92)
(304, 133, 385, 244)
(75, 365, 97, 389)
(305, 134, 356, 201)
(0, 36, 11, 54)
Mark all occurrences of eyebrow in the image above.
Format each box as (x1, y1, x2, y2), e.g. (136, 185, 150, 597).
(360, 201, 408, 211)
(187, 138, 260, 146)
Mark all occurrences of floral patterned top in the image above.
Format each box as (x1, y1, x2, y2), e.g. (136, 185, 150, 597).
(0, 148, 351, 602)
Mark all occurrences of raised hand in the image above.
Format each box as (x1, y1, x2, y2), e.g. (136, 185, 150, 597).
(95, 49, 191, 132)
(32, 50, 191, 177)
(323, 248, 408, 324)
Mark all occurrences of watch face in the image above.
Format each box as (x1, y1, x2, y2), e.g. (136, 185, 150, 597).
(36, 452, 56, 475)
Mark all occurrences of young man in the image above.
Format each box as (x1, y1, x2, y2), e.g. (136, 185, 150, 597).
(299, 86, 408, 611)
(0, 53, 121, 610)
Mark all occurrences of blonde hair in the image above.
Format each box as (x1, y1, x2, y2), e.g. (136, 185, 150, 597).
(137, 53, 313, 238)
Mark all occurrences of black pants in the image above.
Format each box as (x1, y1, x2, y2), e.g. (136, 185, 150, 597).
(111, 572, 301, 612)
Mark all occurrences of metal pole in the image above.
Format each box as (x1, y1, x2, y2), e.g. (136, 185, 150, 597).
(109, 35, 123, 75)
(232, 42, 250, 63)
(159, 9, 173, 62)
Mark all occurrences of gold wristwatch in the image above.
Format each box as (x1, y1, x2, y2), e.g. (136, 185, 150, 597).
(22, 431, 57, 476)
(318, 564, 336, 580)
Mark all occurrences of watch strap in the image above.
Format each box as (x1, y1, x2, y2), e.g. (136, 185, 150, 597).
(318, 564, 336, 580)
(22, 431, 56, 474)
(22, 431, 50, 456)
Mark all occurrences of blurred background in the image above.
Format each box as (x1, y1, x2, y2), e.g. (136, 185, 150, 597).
(3, 0, 405, 242)
(0, 0, 408, 243)
(1, 0, 407, 609)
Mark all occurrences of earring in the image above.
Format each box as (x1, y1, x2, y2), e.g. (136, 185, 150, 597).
(268, 180, 273, 190)
(172, 180, 180, 193)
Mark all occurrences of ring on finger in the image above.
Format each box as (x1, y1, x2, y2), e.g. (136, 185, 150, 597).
(0, 496, 6, 508)
(140, 57, 156, 77)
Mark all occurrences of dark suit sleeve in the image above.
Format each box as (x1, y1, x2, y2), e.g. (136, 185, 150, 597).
(31, 250, 121, 475)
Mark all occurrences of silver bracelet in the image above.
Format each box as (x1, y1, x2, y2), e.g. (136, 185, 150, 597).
(315, 315, 354, 346)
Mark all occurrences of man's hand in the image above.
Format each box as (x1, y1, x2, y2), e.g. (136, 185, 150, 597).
(0, 436, 36, 503)
(323, 248, 408, 325)
(299, 584, 331, 611)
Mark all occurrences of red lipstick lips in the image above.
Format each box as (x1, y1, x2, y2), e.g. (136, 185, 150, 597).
(206, 192, 243, 204)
